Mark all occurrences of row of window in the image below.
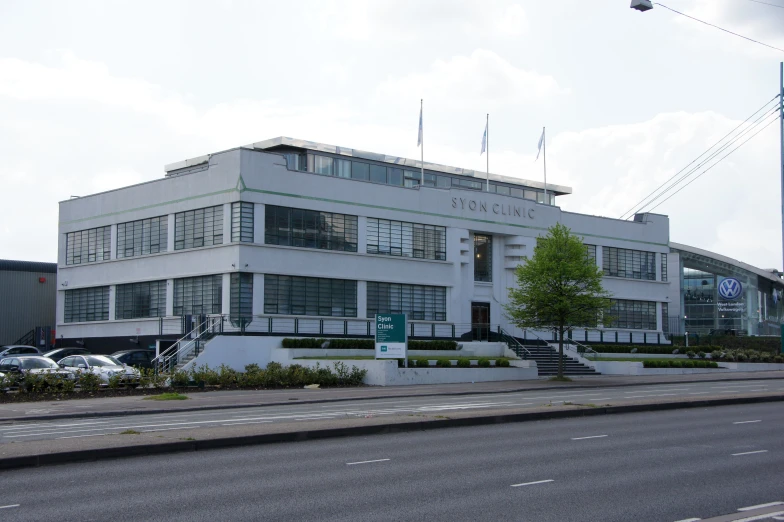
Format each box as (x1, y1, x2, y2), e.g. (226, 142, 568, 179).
(367, 219, 446, 260)
(281, 151, 557, 205)
(602, 247, 658, 281)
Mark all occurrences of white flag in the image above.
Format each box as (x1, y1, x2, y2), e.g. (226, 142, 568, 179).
(480, 122, 487, 155)
(417, 105, 423, 147)
(535, 128, 545, 161)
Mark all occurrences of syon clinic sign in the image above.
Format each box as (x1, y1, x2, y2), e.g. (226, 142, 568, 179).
(375, 314, 407, 359)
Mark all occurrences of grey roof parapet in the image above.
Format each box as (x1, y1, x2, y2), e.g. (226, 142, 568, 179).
(0, 259, 57, 273)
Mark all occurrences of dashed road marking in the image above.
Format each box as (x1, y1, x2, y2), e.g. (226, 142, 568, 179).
(511, 479, 554, 487)
(346, 458, 390, 465)
(571, 435, 608, 440)
(733, 420, 762, 425)
(731, 450, 768, 456)
(738, 502, 784, 511)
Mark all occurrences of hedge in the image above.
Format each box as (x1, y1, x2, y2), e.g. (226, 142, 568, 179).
(642, 360, 719, 369)
(588, 345, 689, 355)
(281, 338, 458, 350)
(669, 335, 780, 352)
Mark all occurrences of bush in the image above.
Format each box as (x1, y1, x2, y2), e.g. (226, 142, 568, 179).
(436, 359, 451, 368)
(280, 338, 458, 351)
(683, 360, 695, 368)
(710, 350, 721, 360)
(77, 371, 103, 392)
(497, 359, 510, 367)
(415, 359, 430, 368)
(478, 358, 491, 368)
(457, 359, 471, 368)
(669, 360, 683, 368)
(709, 361, 719, 368)
(686, 351, 696, 359)
(774, 355, 784, 364)
(697, 351, 706, 359)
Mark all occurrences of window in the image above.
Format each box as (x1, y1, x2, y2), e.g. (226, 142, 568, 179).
(424, 173, 436, 187)
(115, 280, 167, 319)
(436, 175, 451, 188)
(351, 161, 369, 180)
(524, 190, 537, 201)
(602, 247, 656, 280)
(174, 206, 223, 250)
(661, 253, 668, 282)
(313, 155, 334, 176)
(64, 286, 110, 322)
(369, 164, 387, 184)
(453, 178, 482, 190)
(510, 188, 524, 198)
(231, 202, 254, 243)
(388, 168, 404, 186)
(265, 205, 357, 252)
(367, 282, 447, 321)
(117, 216, 168, 258)
(474, 234, 492, 282)
(495, 185, 511, 195)
(609, 299, 657, 330)
(336, 159, 351, 178)
(404, 170, 421, 188)
(585, 245, 597, 264)
(66, 226, 111, 265)
(173, 275, 223, 315)
(264, 275, 357, 317)
(661, 302, 669, 334)
(367, 218, 446, 260)
(230, 273, 253, 322)
(282, 152, 307, 171)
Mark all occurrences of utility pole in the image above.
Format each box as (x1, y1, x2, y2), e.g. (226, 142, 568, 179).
(780, 62, 784, 272)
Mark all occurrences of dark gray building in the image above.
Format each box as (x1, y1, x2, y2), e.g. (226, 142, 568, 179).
(0, 259, 57, 346)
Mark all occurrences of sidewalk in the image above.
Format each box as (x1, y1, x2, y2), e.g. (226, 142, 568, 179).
(1, 371, 783, 423)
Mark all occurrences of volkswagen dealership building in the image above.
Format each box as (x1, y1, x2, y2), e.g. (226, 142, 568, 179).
(54, 137, 783, 351)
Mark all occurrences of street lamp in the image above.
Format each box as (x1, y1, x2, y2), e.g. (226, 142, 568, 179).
(630, 0, 653, 11)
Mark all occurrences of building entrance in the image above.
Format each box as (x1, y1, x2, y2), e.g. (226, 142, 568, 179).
(471, 302, 490, 341)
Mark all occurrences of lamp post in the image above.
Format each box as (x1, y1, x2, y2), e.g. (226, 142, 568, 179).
(630, 0, 653, 11)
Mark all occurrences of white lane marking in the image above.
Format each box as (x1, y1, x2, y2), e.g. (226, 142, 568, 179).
(221, 420, 274, 426)
(731, 450, 768, 456)
(346, 458, 390, 465)
(672, 518, 701, 522)
(140, 426, 202, 433)
(687, 392, 710, 395)
(624, 393, 680, 399)
(511, 479, 554, 488)
(571, 435, 608, 440)
(57, 433, 107, 440)
(0, 420, 111, 432)
(713, 384, 768, 389)
(733, 420, 762, 425)
(0, 504, 20, 509)
(738, 501, 784, 511)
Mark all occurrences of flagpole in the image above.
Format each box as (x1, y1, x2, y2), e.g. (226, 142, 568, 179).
(486, 113, 489, 192)
(542, 126, 548, 204)
(420, 99, 424, 186)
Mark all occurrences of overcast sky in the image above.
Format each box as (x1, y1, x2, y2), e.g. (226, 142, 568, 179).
(1, 0, 783, 269)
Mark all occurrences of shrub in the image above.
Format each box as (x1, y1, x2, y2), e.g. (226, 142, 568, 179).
(415, 359, 430, 368)
(686, 351, 696, 359)
(669, 360, 683, 368)
(774, 355, 784, 364)
(683, 360, 695, 368)
(457, 359, 471, 368)
(478, 358, 490, 368)
(244, 363, 262, 374)
(697, 351, 706, 359)
(171, 370, 190, 387)
(710, 350, 721, 360)
(736, 352, 748, 362)
(709, 361, 719, 368)
(436, 359, 451, 368)
(280, 338, 458, 351)
(107, 374, 123, 389)
(77, 371, 103, 392)
(497, 359, 510, 367)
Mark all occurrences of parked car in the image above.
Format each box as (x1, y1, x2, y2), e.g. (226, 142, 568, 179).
(111, 349, 156, 370)
(0, 356, 78, 390)
(58, 355, 141, 386)
(0, 345, 42, 361)
(43, 348, 91, 361)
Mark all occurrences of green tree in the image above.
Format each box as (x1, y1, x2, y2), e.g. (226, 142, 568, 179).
(504, 223, 612, 378)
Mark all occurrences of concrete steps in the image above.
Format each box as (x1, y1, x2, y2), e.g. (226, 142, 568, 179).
(516, 343, 600, 376)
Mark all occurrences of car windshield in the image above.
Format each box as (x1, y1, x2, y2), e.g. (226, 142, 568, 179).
(85, 356, 122, 367)
(20, 358, 59, 370)
(43, 350, 63, 357)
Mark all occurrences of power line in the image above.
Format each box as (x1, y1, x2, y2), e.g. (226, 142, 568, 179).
(625, 103, 780, 217)
(646, 114, 779, 213)
(655, 3, 784, 53)
(746, 0, 784, 9)
(618, 95, 780, 219)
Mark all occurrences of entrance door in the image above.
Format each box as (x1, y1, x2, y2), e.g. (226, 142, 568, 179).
(471, 302, 490, 341)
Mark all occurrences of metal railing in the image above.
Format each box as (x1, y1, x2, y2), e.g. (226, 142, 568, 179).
(562, 336, 600, 360)
(13, 329, 35, 346)
(497, 327, 531, 359)
(152, 316, 223, 373)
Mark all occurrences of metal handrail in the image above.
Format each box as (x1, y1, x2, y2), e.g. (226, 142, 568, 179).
(498, 327, 531, 359)
(562, 336, 600, 360)
(152, 316, 218, 373)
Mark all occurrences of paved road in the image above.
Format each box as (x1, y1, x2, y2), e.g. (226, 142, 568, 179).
(1, 379, 782, 443)
(0, 402, 782, 521)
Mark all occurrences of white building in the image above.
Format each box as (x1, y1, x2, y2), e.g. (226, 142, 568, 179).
(56, 137, 673, 353)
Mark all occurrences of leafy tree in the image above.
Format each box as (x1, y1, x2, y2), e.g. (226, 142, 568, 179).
(504, 223, 612, 378)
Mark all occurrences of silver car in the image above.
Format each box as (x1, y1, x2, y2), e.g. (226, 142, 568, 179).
(58, 355, 141, 386)
(0, 356, 78, 390)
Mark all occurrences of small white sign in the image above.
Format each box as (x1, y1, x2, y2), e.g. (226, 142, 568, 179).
(376, 342, 407, 359)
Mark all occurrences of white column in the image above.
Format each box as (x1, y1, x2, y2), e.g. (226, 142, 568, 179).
(110, 224, 118, 259)
(165, 279, 174, 316)
(357, 280, 367, 319)
(221, 273, 231, 315)
(357, 216, 367, 254)
(167, 214, 175, 252)
(253, 273, 264, 316)
(595, 245, 603, 271)
(254, 203, 265, 244)
(108, 285, 116, 321)
(656, 302, 662, 332)
(223, 203, 232, 244)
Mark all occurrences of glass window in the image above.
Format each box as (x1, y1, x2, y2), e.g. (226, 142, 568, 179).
(367, 218, 446, 260)
(474, 234, 492, 282)
(369, 164, 387, 184)
(264, 275, 357, 317)
(388, 168, 404, 186)
(609, 299, 657, 330)
(230, 273, 253, 322)
(351, 161, 369, 181)
(174, 206, 223, 250)
(231, 202, 254, 243)
(424, 173, 437, 187)
(661, 302, 669, 334)
(66, 226, 112, 265)
(173, 275, 223, 315)
(602, 247, 656, 280)
(313, 155, 334, 176)
(585, 245, 597, 264)
(264, 205, 357, 252)
(524, 190, 537, 201)
(436, 176, 451, 188)
(495, 185, 511, 195)
(367, 282, 446, 321)
(64, 287, 110, 323)
(661, 253, 668, 282)
(336, 159, 351, 178)
(117, 216, 167, 259)
(115, 280, 167, 319)
(404, 170, 421, 188)
(510, 188, 524, 198)
(282, 152, 306, 171)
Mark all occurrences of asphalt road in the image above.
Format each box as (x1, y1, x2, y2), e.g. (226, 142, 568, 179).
(0, 402, 782, 522)
(1, 379, 782, 443)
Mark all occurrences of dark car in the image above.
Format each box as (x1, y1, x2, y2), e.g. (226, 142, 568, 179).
(111, 349, 156, 370)
(43, 348, 92, 361)
(0, 345, 42, 361)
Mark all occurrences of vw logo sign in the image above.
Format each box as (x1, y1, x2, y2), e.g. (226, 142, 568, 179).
(718, 278, 743, 301)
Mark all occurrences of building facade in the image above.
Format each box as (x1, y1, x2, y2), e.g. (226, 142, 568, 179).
(56, 137, 673, 352)
(0, 259, 57, 346)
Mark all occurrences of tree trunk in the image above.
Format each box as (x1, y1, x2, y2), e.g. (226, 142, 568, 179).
(558, 325, 564, 378)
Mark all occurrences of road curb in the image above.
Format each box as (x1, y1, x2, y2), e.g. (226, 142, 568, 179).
(2, 374, 783, 423)
(2, 394, 783, 472)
